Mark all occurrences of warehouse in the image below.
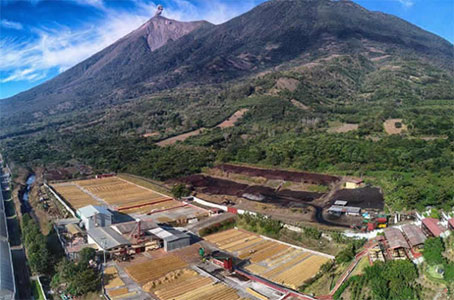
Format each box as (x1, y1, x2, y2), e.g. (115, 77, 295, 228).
(384, 227, 409, 260)
(87, 226, 131, 252)
(327, 205, 361, 216)
(401, 224, 426, 250)
(77, 205, 113, 230)
(0, 239, 15, 300)
(148, 226, 190, 252)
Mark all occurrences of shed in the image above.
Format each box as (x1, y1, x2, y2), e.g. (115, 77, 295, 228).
(66, 223, 83, 236)
(0, 239, 15, 300)
(87, 227, 131, 251)
(422, 218, 444, 237)
(77, 205, 113, 230)
(345, 178, 363, 189)
(148, 227, 190, 251)
(384, 227, 409, 249)
(401, 224, 426, 248)
(334, 200, 348, 206)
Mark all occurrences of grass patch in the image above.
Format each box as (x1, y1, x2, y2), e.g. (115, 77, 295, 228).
(31, 279, 45, 300)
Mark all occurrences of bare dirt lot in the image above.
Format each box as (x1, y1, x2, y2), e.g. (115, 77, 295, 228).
(176, 175, 323, 205)
(327, 123, 359, 133)
(331, 187, 384, 210)
(217, 108, 249, 128)
(157, 109, 249, 146)
(214, 164, 339, 185)
(383, 118, 407, 134)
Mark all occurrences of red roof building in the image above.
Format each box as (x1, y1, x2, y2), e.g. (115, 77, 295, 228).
(448, 219, 454, 230)
(422, 218, 443, 237)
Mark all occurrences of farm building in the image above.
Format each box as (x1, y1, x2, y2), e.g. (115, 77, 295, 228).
(77, 205, 113, 230)
(0, 239, 15, 300)
(112, 219, 157, 235)
(148, 226, 190, 251)
(345, 178, 364, 189)
(401, 224, 426, 250)
(422, 218, 450, 238)
(87, 226, 131, 252)
(327, 205, 361, 216)
(384, 227, 409, 259)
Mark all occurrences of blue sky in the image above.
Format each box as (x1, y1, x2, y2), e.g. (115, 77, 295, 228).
(1, 0, 453, 99)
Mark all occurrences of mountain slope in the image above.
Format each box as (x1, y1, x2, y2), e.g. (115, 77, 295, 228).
(1, 0, 453, 135)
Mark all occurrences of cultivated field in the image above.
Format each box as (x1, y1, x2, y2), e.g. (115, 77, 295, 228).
(51, 176, 181, 212)
(205, 229, 331, 289)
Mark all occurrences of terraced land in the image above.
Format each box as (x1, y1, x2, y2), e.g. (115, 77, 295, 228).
(205, 228, 331, 289)
(143, 268, 248, 300)
(51, 176, 181, 212)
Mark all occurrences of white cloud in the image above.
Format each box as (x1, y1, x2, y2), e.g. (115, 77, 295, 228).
(0, 0, 260, 84)
(1, 19, 23, 30)
(396, 0, 414, 8)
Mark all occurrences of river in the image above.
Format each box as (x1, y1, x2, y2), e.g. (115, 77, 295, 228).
(19, 174, 35, 213)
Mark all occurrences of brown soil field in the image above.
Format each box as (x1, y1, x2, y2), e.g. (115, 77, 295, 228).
(217, 109, 249, 128)
(214, 164, 340, 185)
(276, 77, 300, 92)
(327, 123, 359, 133)
(290, 99, 310, 110)
(384, 118, 407, 134)
(176, 175, 323, 205)
(156, 128, 205, 146)
(330, 187, 384, 210)
(157, 109, 249, 146)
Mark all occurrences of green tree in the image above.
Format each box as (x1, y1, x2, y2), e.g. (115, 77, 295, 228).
(423, 237, 444, 265)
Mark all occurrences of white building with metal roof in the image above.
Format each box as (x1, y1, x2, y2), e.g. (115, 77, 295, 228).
(87, 227, 131, 251)
(77, 205, 113, 230)
(148, 226, 190, 251)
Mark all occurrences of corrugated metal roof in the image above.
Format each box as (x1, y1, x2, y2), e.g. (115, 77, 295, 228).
(87, 227, 130, 250)
(384, 227, 409, 249)
(401, 224, 426, 247)
(449, 219, 454, 229)
(0, 239, 15, 297)
(113, 220, 157, 235)
(148, 226, 189, 242)
(77, 205, 112, 218)
(0, 211, 7, 241)
(422, 218, 443, 237)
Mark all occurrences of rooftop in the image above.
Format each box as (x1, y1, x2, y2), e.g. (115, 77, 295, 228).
(77, 205, 112, 218)
(448, 219, 454, 229)
(384, 227, 409, 249)
(422, 218, 444, 237)
(112, 219, 157, 235)
(148, 226, 190, 242)
(401, 224, 426, 247)
(87, 227, 130, 250)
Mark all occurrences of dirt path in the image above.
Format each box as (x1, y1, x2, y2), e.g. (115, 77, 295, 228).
(157, 109, 249, 146)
